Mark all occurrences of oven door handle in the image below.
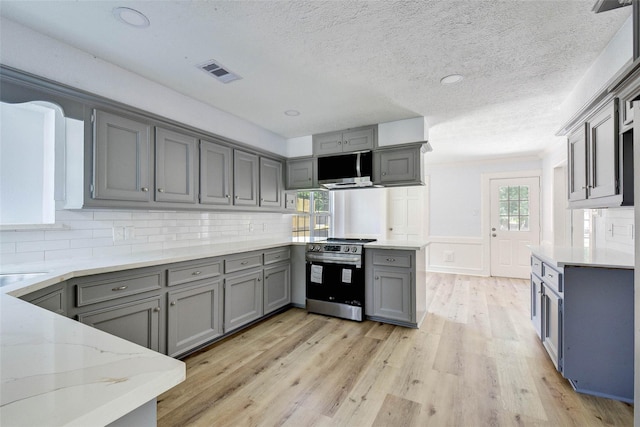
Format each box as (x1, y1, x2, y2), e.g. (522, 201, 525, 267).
(306, 253, 360, 266)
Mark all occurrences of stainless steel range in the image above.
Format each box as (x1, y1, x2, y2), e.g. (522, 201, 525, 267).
(305, 238, 376, 321)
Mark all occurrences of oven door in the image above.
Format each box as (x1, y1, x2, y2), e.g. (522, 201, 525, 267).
(305, 260, 364, 307)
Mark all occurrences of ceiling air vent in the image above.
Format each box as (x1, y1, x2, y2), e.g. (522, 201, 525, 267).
(198, 59, 242, 84)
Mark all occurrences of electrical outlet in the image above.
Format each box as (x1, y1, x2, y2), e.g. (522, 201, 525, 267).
(113, 226, 124, 242)
(249, 222, 254, 232)
(444, 250, 454, 262)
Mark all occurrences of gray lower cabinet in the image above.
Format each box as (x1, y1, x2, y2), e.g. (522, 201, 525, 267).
(373, 145, 425, 186)
(167, 279, 223, 357)
(530, 254, 633, 403)
(233, 149, 259, 206)
(19, 282, 67, 316)
(200, 140, 232, 206)
(77, 296, 162, 352)
(365, 248, 425, 328)
(224, 269, 264, 332)
(92, 110, 152, 202)
(286, 157, 316, 189)
(155, 127, 198, 204)
(259, 157, 283, 208)
(264, 263, 291, 315)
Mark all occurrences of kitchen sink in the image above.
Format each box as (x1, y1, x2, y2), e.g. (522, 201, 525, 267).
(0, 272, 47, 288)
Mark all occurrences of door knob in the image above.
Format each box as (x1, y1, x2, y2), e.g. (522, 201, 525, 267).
(491, 227, 496, 231)
(492, 233, 497, 237)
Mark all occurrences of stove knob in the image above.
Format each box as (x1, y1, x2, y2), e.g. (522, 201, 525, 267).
(314, 245, 321, 252)
(351, 246, 358, 253)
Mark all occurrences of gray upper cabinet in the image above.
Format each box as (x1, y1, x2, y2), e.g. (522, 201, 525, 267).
(167, 279, 223, 357)
(313, 126, 376, 155)
(587, 101, 618, 199)
(93, 110, 152, 202)
(259, 157, 283, 208)
(155, 127, 198, 204)
(200, 140, 232, 206)
(373, 146, 424, 186)
(567, 125, 588, 202)
(233, 149, 259, 206)
(286, 157, 316, 189)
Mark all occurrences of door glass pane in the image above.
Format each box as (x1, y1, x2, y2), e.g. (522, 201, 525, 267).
(498, 185, 530, 232)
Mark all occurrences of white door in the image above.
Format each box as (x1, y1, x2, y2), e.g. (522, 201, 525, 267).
(387, 186, 427, 240)
(490, 177, 540, 278)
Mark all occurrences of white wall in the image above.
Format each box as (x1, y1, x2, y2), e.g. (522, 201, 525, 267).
(333, 189, 388, 240)
(0, 17, 287, 156)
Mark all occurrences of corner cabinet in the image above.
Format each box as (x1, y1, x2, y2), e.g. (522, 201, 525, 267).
(92, 110, 152, 202)
(286, 157, 316, 189)
(312, 126, 376, 155)
(373, 145, 425, 186)
(364, 248, 426, 328)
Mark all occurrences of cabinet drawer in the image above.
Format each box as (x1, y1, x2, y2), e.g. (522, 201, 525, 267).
(167, 259, 222, 286)
(75, 270, 163, 307)
(531, 256, 543, 278)
(264, 247, 290, 265)
(371, 251, 412, 268)
(225, 252, 263, 274)
(542, 264, 562, 293)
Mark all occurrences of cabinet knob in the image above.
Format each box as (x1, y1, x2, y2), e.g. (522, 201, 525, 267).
(235, 196, 239, 199)
(226, 194, 230, 198)
(258, 278, 261, 282)
(265, 275, 269, 280)
(344, 140, 349, 144)
(192, 271, 202, 276)
(375, 276, 379, 280)
(389, 228, 393, 231)
(382, 172, 387, 176)
(338, 141, 342, 145)
(141, 187, 149, 192)
(158, 188, 165, 193)
(112, 285, 128, 291)
(153, 307, 161, 312)
(386, 258, 395, 262)
(170, 301, 176, 306)
(492, 233, 497, 237)
(547, 273, 554, 278)
(261, 198, 264, 202)
(491, 227, 496, 231)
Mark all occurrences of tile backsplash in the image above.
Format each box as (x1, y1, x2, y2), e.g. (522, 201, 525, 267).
(0, 209, 292, 265)
(593, 208, 634, 254)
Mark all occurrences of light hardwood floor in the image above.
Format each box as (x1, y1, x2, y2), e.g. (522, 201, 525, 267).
(157, 273, 633, 426)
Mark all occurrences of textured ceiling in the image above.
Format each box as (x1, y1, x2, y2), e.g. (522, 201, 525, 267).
(0, 1, 631, 163)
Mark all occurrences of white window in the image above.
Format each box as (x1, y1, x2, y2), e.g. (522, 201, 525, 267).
(292, 190, 332, 240)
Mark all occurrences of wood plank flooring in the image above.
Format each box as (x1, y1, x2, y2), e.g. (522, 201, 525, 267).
(157, 274, 633, 426)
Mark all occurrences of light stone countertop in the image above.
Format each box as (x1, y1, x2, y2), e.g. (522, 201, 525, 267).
(365, 240, 429, 250)
(529, 244, 634, 269)
(0, 238, 293, 426)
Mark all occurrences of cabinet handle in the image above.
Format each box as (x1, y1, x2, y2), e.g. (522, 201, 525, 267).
(274, 255, 281, 259)
(241, 261, 249, 265)
(548, 273, 554, 278)
(225, 194, 230, 198)
(386, 258, 395, 262)
(170, 301, 176, 306)
(112, 285, 128, 291)
(258, 277, 261, 282)
(192, 271, 202, 276)
(235, 196, 239, 199)
(338, 141, 342, 145)
(153, 307, 160, 312)
(141, 187, 149, 192)
(158, 188, 165, 193)
(265, 275, 269, 279)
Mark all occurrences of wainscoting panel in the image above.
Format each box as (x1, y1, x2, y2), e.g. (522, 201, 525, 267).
(426, 237, 487, 276)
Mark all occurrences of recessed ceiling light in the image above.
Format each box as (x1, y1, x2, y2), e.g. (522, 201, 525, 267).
(284, 110, 300, 117)
(440, 74, 464, 85)
(112, 7, 150, 28)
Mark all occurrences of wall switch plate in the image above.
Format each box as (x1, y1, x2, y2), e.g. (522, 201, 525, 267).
(113, 227, 124, 242)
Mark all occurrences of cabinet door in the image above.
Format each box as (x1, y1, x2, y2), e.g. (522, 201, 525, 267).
(530, 275, 542, 339)
(371, 267, 412, 322)
(376, 148, 418, 184)
(233, 150, 259, 206)
(155, 128, 198, 203)
(286, 158, 316, 189)
(588, 101, 618, 199)
(77, 297, 161, 352)
(93, 110, 151, 201)
(313, 132, 344, 155)
(224, 270, 263, 331)
(200, 140, 232, 205)
(567, 126, 587, 202)
(259, 157, 283, 208)
(343, 127, 374, 152)
(21, 282, 67, 316)
(264, 264, 290, 315)
(167, 280, 223, 357)
(542, 285, 562, 372)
